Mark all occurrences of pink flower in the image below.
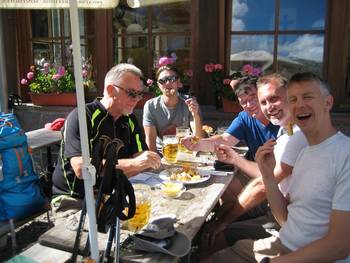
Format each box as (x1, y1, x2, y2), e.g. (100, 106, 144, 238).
(158, 56, 174, 67)
(43, 62, 50, 68)
(204, 63, 214, 73)
(57, 66, 65, 76)
(27, 71, 34, 80)
(242, 64, 253, 74)
(21, 78, 28, 85)
(82, 69, 88, 78)
(146, 79, 154, 86)
(223, 78, 231, 85)
(214, 64, 223, 71)
(184, 69, 193, 77)
(41, 67, 49, 74)
(252, 67, 262, 76)
(52, 74, 61, 80)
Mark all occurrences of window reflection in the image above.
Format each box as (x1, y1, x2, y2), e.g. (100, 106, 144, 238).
(31, 10, 48, 38)
(152, 2, 190, 32)
(114, 36, 148, 70)
(112, 1, 191, 77)
(231, 0, 275, 31)
(277, 34, 324, 78)
(280, 0, 326, 30)
(230, 35, 274, 74)
(153, 35, 190, 72)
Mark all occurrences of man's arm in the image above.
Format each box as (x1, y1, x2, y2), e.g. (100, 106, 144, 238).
(216, 144, 260, 179)
(182, 133, 239, 152)
(144, 125, 158, 153)
(71, 151, 161, 179)
(272, 210, 350, 263)
(70, 156, 83, 179)
(256, 140, 289, 225)
(191, 113, 205, 139)
(117, 150, 161, 177)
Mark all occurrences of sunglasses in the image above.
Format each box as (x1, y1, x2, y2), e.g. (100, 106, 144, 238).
(157, 75, 179, 85)
(113, 85, 145, 100)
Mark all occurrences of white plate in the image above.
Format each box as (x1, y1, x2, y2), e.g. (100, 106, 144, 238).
(159, 168, 211, 185)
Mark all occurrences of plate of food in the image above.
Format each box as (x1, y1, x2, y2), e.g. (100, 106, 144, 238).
(159, 166, 210, 185)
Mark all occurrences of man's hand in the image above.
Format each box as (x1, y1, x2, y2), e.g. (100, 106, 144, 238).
(134, 150, 161, 170)
(185, 97, 199, 117)
(201, 220, 228, 247)
(215, 144, 239, 165)
(255, 140, 277, 179)
(180, 135, 202, 151)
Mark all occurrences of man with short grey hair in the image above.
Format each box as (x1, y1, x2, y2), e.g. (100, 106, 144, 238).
(52, 63, 161, 207)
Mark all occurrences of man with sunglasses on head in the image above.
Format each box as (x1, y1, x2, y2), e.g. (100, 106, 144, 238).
(143, 64, 204, 153)
(52, 63, 161, 217)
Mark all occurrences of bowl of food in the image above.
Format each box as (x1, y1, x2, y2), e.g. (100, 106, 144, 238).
(161, 181, 186, 198)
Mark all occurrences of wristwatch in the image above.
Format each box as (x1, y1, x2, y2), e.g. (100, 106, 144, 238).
(260, 257, 270, 263)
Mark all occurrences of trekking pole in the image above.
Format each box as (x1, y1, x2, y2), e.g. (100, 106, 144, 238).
(114, 217, 121, 263)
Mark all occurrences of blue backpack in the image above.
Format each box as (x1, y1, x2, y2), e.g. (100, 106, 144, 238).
(0, 113, 46, 221)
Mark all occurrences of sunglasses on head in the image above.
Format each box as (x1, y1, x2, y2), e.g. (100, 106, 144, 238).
(157, 75, 179, 85)
(113, 85, 145, 100)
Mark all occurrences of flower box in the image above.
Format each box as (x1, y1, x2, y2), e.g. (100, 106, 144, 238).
(30, 93, 77, 106)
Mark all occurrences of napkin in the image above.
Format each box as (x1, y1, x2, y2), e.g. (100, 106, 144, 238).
(129, 172, 160, 186)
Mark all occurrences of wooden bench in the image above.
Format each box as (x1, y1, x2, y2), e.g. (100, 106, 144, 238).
(0, 208, 51, 251)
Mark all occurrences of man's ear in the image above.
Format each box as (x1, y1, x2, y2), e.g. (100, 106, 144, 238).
(106, 84, 115, 97)
(325, 94, 334, 111)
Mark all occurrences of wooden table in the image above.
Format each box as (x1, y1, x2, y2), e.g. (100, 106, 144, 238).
(21, 168, 235, 262)
(120, 171, 235, 262)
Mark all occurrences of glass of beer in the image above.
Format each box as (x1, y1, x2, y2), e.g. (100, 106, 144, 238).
(176, 126, 191, 153)
(162, 135, 178, 163)
(127, 184, 151, 232)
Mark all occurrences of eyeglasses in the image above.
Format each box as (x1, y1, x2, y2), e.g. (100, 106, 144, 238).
(239, 94, 258, 107)
(157, 75, 179, 85)
(113, 85, 145, 100)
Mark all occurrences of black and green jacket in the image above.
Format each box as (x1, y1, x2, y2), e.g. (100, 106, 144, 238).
(52, 99, 148, 199)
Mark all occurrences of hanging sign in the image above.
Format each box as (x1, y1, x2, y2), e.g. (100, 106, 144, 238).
(0, 0, 119, 9)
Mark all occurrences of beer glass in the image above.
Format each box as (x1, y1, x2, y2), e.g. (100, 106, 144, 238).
(176, 126, 191, 153)
(162, 135, 178, 163)
(127, 184, 151, 232)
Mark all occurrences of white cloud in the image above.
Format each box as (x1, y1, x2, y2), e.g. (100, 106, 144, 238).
(279, 34, 324, 62)
(232, 0, 248, 17)
(231, 0, 248, 31)
(232, 17, 245, 31)
(311, 18, 324, 28)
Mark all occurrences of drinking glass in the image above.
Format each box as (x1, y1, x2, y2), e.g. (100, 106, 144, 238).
(217, 126, 228, 135)
(162, 135, 179, 163)
(127, 184, 151, 232)
(176, 126, 191, 153)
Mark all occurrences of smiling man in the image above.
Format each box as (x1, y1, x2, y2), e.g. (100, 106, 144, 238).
(143, 64, 204, 153)
(52, 63, 161, 214)
(219, 72, 350, 262)
(201, 74, 308, 261)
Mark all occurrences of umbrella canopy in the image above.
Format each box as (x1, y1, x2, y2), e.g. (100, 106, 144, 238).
(0, 1, 120, 261)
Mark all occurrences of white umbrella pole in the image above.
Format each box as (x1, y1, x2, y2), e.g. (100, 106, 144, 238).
(0, 10, 8, 113)
(68, 0, 99, 261)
